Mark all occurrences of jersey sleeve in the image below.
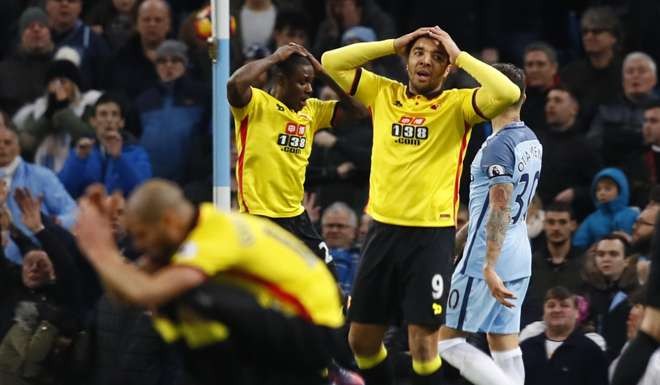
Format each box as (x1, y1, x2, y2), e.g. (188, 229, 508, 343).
(481, 135, 516, 186)
(309, 98, 338, 132)
(461, 88, 489, 126)
(229, 86, 265, 121)
(350, 67, 386, 107)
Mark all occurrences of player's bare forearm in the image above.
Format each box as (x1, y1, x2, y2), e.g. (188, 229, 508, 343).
(455, 221, 469, 256)
(226, 55, 279, 107)
(89, 252, 205, 308)
(484, 183, 513, 269)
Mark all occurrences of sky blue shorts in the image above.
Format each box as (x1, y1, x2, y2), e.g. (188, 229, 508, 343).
(445, 272, 530, 334)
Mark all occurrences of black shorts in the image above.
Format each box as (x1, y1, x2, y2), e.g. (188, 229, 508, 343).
(269, 211, 329, 262)
(348, 221, 455, 328)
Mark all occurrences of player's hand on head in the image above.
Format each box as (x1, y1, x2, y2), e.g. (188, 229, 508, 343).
(273, 43, 307, 63)
(484, 266, 516, 308)
(428, 26, 460, 64)
(295, 44, 324, 74)
(393, 27, 434, 56)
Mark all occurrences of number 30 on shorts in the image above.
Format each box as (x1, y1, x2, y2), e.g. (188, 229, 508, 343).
(431, 274, 444, 300)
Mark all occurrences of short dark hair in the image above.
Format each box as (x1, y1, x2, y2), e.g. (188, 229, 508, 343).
(492, 63, 526, 103)
(272, 54, 312, 79)
(545, 201, 575, 219)
(581, 6, 622, 40)
(274, 7, 309, 36)
(644, 97, 660, 111)
(94, 92, 127, 119)
(523, 41, 558, 64)
(548, 84, 579, 104)
(544, 286, 577, 307)
(597, 233, 631, 256)
(404, 36, 449, 62)
(629, 286, 647, 306)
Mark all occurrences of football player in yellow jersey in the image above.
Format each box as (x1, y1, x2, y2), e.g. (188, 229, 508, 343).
(227, 43, 366, 264)
(322, 27, 521, 384)
(74, 180, 343, 385)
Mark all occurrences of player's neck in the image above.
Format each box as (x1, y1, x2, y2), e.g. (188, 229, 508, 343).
(491, 110, 521, 134)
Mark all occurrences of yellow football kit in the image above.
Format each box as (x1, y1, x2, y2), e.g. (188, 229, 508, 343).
(153, 204, 343, 348)
(231, 88, 337, 218)
(322, 40, 520, 227)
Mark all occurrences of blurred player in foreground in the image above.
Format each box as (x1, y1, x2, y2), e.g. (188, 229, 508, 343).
(75, 180, 343, 385)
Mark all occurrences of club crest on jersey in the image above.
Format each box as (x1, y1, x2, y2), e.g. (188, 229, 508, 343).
(391, 116, 428, 146)
(487, 165, 507, 178)
(277, 122, 307, 154)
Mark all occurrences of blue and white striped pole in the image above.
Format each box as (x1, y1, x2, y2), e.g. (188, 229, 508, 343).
(211, 0, 231, 210)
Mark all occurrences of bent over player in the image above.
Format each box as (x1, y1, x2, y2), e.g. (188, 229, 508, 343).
(322, 27, 520, 384)
(227, 43, 366, 263)
(75, 181, 343, 385)
(438, 64, 542, 385)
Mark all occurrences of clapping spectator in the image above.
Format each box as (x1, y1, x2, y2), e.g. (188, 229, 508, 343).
(0, 7, 55, 116)
(13, 59, 100, 172)
(0, 122, 77, 265)
(136, 40, 210, 185)
(59, 93, 151, 199)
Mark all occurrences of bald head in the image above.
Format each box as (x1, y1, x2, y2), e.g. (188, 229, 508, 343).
(127, 179, 191, 224)
(137, 0, 171, 49)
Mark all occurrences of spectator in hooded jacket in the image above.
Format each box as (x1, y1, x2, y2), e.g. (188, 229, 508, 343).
(573, 168, 639, 251)
(59, 93, 151, 199)
(136, 40, 210, 185)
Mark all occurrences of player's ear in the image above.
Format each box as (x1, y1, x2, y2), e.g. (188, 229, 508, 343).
(443, 64, 452, 78)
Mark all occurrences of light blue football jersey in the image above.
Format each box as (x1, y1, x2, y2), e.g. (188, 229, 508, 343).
(455, 121, 542, 281)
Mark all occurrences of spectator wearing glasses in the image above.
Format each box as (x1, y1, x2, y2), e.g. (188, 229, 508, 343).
(560, 6, 623, 125)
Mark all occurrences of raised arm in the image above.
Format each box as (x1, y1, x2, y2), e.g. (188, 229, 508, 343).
(483, 182, 515, 307)
(321, 27, 434, 90)
(227, 44, 308, 108)
(428, 27, 520, 119)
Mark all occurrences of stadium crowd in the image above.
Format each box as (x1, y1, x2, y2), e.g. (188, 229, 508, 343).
(0, 0, 658, 384)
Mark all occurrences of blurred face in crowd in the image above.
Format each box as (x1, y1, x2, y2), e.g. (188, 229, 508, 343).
(524, 50, 557, 89)
(107, 193, 126, 240)
(156, 56, 186, 82)
(623, 57, 657, 99)
(137, 0, 171, 49)
(545, 89, 578, 129)
(595, 178, 618, 204)
(627, 303, 646, 340)
(322, 209, 357, 249)
(544, 210, 576, 245)
(357, 213, 371, 245)
(594, 238, 628, 281)
(328, 0, 362, 29)
(273, 26, 308, 48)
(46, 0, 82, 32)
(643, 107, 660, 146)
(113, 0, 137, 14)
(407, 37, 450, 95)
(632, 205, 658, 245)
(581, 23, 616, 56)
(21, 22, 53, 55)
(0, 128, 20, 167)
(543, 296, 578, 336)
(48, 77, 77, 102)
(22, 250, 55, 289)
(93, 102, 125, 137)
(319, 85, 338, 101)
